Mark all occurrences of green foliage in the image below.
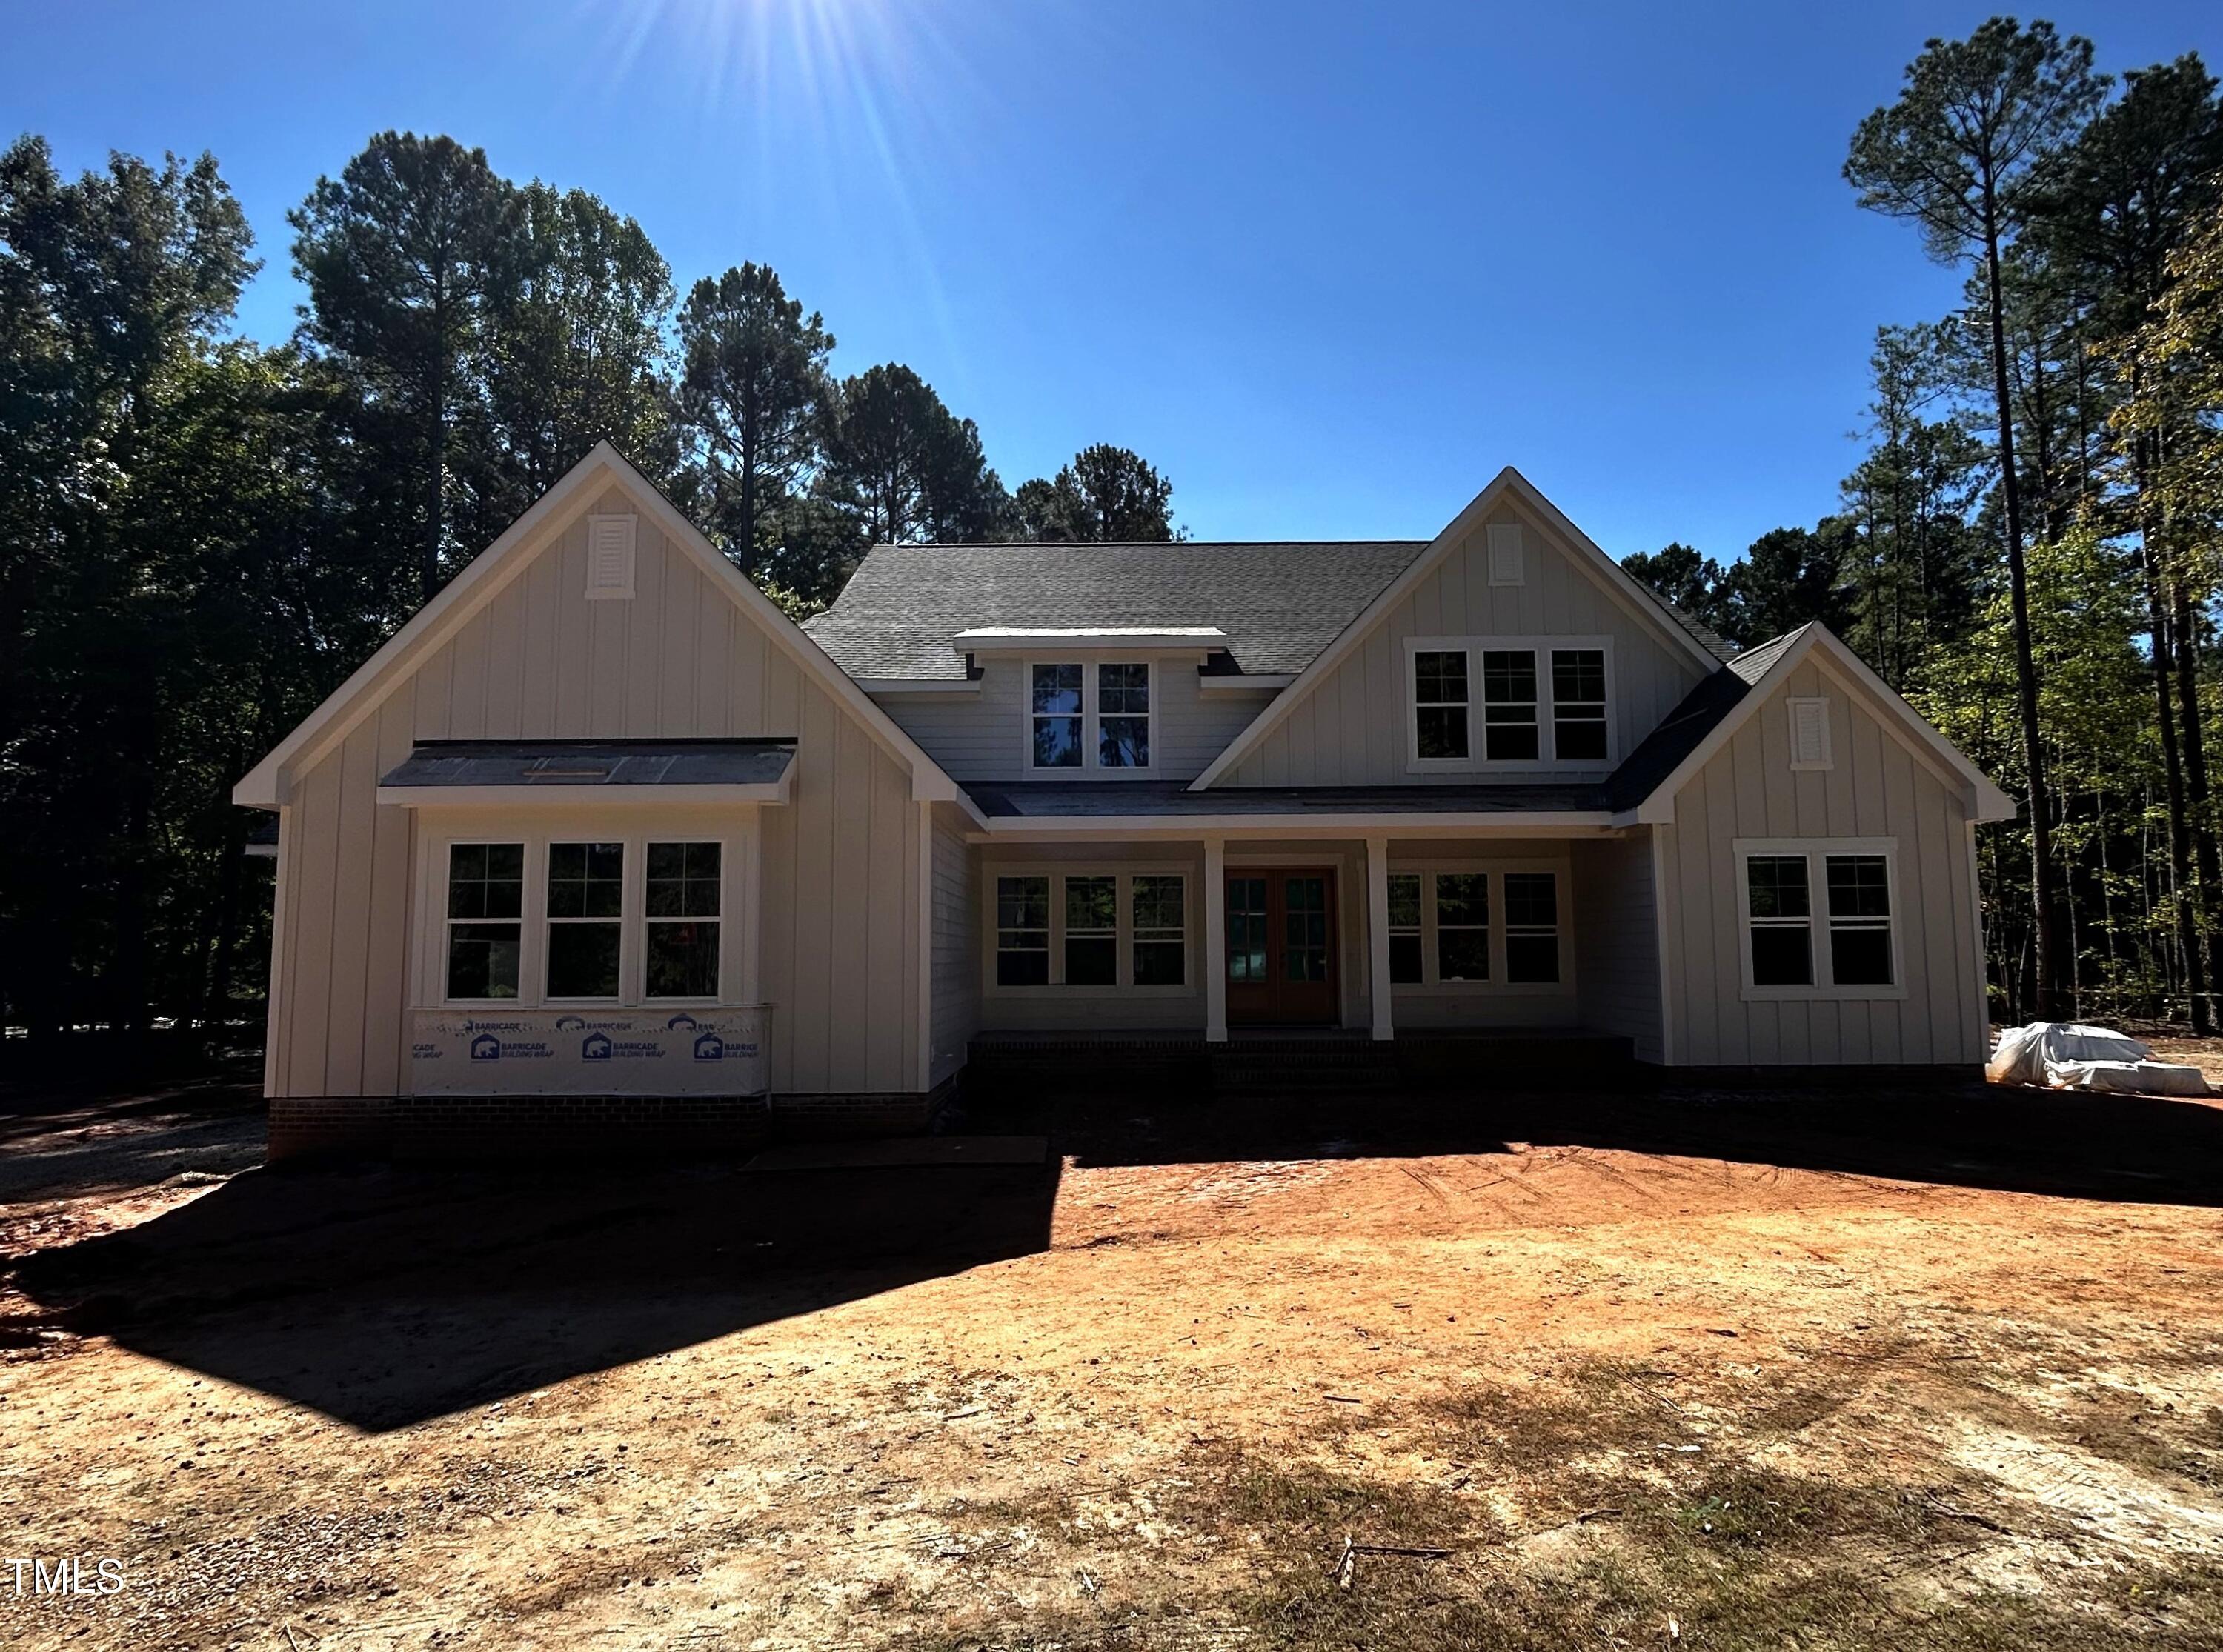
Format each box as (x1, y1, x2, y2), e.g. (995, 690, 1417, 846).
(817, 362, 1013, 550)
(1014, 444, 1180, 542)
(677, 262, 833, 584)
(1844, 19, 2107, 267)
(0, 125, 1177, 1038)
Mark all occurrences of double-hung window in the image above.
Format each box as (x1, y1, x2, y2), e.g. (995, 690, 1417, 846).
(1098, 665, 1150, 767)
(1413, 652, 1469, 761)
(1386, 873, 1424, 985)
(1481, 652, 1539, 762)
(447, 843, 525, 999)
(1433, 873, 1491, 981)
(1379, 867, 1566, 990)
(438, 834, 732, 1007)
(1736, 840, 1901, 998)
(645, 842, 722, 999)
(1029, 662, 1154, 771)
(1409, 638, 1613, 769)
(992, 870, 1189, 989)
(997, 876, 1052, 985)
(1064, 876, 1118, 985)
(1132, 876, 1187, 985)
(1550, 650, 1608, 761)
(545, 842, 624, 999)
(1031, 665, 1084, 768)
(1503, 873, 1561, 983)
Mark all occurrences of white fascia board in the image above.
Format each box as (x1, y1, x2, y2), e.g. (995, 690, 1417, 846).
(970, 810, 1621, 842)
(953, 627, 1226, 654)
(378, 776, 794, 809)
(860, 678, 982, 695)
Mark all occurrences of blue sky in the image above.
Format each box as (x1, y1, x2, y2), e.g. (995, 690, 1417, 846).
(14, 1, 2222, 557)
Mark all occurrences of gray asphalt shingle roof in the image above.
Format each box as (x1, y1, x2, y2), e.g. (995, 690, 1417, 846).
(803, 541, 1431, 681)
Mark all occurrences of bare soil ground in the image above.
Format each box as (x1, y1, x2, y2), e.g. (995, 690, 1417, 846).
(3, 1066, 2222, 1650)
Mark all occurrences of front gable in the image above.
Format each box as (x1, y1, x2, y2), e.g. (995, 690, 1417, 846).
(236, 443, 963, 811)
(1197, 470, 1720, 789)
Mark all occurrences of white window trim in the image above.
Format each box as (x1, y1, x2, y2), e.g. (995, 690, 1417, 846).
(1733, 837, 1907, 1002)
(1787, 696, 1834, 771)
(982, 865, 1196, 997)
(414, 813, 756, 1012)
(1403, 636, 1617, 774)
(1383, 856, 1576, 996)
(542, 839, 631, 1005)
(1023, 657, 1159, 778)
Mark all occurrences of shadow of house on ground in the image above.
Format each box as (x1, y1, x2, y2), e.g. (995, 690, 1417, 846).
(15, 1153, 1060, 1432)
(987, 1079, 2223, 1208)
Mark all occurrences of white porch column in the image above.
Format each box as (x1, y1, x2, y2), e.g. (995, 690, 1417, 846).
(1204, 836, 1228, 1043)
(1366, 834, 1394, 1042)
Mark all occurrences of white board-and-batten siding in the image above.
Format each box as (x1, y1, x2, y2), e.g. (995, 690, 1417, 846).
(930, 803, 980, 1083)
(1658, 659, 1986, 1067)
(266, 486, 925, 1100)
(1570, 832, 1664, 1062)
(1220, 510, 1708, 787)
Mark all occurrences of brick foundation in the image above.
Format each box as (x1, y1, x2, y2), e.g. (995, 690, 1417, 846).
(267, 1079, 955, 1165)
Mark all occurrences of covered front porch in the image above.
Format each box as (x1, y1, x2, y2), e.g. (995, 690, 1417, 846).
(964, 813, 1665, 1062)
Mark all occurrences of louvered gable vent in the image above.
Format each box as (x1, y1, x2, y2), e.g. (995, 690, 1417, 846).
(1486, 522, 1524, 586)
(1788, 696, 1832, 770)
(585, 513, 637, 600)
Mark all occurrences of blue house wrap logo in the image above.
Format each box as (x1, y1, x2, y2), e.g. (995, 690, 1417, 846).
(665, 1013, 700, 1032)
(581, 1031, 612, 1061)
(555, 1015, 588, 1031)
(469, 1033, 501, 1062)
(693, 1030, 724, 1062)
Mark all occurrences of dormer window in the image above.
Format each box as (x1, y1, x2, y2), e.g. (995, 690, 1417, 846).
(1031, 665, 1083, 767)
(1029, 662, 1154, 770)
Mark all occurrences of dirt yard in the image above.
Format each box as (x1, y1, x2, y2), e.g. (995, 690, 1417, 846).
(3, 1068, 2222, 1651)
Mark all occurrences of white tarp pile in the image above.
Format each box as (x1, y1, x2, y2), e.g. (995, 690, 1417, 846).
(1985, 1022, 2213, 1097)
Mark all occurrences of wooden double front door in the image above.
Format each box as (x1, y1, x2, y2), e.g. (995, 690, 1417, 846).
(1225, 868, 1338, 1026)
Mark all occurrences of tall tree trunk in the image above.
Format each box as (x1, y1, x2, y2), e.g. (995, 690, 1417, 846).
(2172, 576, 2223, 1031)
(422, 315, 448, 603)
(1981, 212, 2064, 1017)
(2142, 547, 2205, 1030)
